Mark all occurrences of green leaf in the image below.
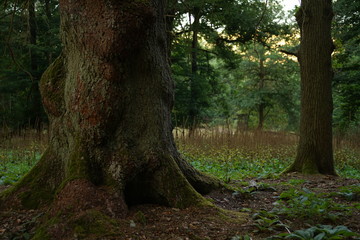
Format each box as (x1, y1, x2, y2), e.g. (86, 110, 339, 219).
(313, 232, 326, 240)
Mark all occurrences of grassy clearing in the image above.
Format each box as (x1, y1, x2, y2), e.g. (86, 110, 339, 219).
(0, 130, 47, 185)
(176, 129, 360, 181)
(0, 129, 359, 185)
(175, 129, 360, 238)
(0, 149, 42, 185)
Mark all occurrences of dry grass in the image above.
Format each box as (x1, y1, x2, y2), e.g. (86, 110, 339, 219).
(174, 127, 298, 149)
(0, 127, 359, 182)
(174, 126, 359, 154)
(174, 127, 360, 179)
(0, 128, 48, 151)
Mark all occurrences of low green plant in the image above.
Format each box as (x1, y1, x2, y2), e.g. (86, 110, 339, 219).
(182, 147, 291, 181)
(287, 179, 307, 186)
(335, 148, 360, 179)
(252, 210, 290, 233)
(268, 225, 360, 240)
(0, 149, 41, 185)
(177, 132, 360, 180)
(335, 185, 360, 201)
(272, 188, 350, 223)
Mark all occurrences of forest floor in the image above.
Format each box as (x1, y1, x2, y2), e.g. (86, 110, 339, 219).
(1, 131, 359, 239)
(1, 173, 359, 240)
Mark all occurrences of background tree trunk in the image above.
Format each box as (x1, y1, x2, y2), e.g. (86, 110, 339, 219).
(1, 0, 219, 219)
(188, 7, 201, 137)
(27, 0, 43, 129)
(257, 57, 266, 130)
(286, 0, 336, 175)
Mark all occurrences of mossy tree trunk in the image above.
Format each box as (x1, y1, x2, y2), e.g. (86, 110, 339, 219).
(1, 0, 219, 216)
(286, 0, 336, 175)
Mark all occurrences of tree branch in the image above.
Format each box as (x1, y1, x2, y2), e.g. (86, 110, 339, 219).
(174, 29, 191, 36)
(280, 49, 298, 58)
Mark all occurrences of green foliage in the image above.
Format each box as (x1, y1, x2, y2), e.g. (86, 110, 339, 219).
(334, 148, 360, 179)
(335, 185, 360, 201)
(332, 0, 360, 131)
(181, 141, 360, 181)
(0, 149, 41, 185)
(170, 0, 295, 130)
(0, 0, 61, 129)
(287, 179, 307, 186)
(232, 42, 300, 130)
(182, 146, 292, 181)
(171, 37, 219, 127)
(269, 225, 360, 240)
(252, 210, 289, 233)
(272, 189, 351, 223)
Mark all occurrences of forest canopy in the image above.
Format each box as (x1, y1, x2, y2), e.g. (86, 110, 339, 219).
(0, 0, 358, 134)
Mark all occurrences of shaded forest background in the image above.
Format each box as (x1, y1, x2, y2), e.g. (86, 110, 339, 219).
(0, 0, 359, 135)
(0, 1, 360, 239)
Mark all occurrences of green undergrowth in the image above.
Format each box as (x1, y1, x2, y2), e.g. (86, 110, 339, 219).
(0, 148, 41, 185)
(1, 138, 359, 187)
(233, 187, 360, 239)
(181, 145, 294, 181)
(180, 142, 360, 238)
(273, 188, 352, 223)
(0, 136, 359, 239)
(268, 225, 360, 240)
(179, 145, 360, 181)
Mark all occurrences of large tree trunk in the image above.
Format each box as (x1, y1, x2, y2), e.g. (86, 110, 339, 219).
(1, 0, 219, 226)
(286, 0, 336, 175)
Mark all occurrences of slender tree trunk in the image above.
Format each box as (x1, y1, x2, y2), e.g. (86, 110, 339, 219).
(257, 103, 265, 130)
(188, 7, 201, 137)
(44, 0, 53, 64)
(286, 0, 336, 175)
(165, 0, 177, 58)
(1, 0, 219, 236)
(27, 0, 43, 129)
(257, 57, 265, 130)
(27, 0, 37, 71)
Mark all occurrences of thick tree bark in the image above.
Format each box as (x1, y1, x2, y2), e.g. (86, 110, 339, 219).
(1, 0, 219, 223)
(285, 0, 336, 175)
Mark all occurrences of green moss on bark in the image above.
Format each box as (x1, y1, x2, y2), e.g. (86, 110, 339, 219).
(71, 210, 121, 238)
(283, 159, 321, 175)
(66, 145, 90, 180)
(32, 210, 122, 240)
(31, 217, 58, 240)
(39, 54, 65, 117)
(147, 155, 211, 209)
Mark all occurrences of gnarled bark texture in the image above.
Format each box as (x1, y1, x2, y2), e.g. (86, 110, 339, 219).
(286, 0, 336, 175)
(1, 0, 219, 220)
